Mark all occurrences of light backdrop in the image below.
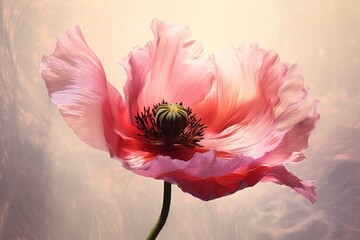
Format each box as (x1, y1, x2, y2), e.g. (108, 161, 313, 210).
(1, 0, 360, 239)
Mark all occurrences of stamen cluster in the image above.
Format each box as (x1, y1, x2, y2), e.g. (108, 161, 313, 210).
(135, 100, 206, 148)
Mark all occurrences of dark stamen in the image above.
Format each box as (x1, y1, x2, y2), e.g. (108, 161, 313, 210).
(135, 100, 206, 148)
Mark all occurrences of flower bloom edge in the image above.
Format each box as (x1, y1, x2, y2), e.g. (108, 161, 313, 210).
(40, 19, 319, 203)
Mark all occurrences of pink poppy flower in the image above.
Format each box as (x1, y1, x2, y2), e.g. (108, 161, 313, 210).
(41, 19, 319, 203)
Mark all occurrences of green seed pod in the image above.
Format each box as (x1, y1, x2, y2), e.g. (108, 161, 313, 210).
(155, 103, 189, 139)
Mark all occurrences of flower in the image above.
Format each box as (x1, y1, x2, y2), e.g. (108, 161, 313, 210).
(41, 19, 319, 203)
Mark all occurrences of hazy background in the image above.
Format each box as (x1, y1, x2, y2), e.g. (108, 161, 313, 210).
(1, 0, 359, 239)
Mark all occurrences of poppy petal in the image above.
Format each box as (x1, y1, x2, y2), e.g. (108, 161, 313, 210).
(261, 165, 316, 204)
(196, 46, 284, 158)
(128, 151, 315, 202)
(128, 151, 255, 200)
(197, 45, 318, 162)
(40, 26, 150, 167)
(121, 19, 214, 121)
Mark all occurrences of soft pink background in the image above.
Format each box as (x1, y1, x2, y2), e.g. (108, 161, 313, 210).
(1, 0, 359, 239)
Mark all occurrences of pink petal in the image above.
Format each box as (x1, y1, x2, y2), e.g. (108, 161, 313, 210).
(274, 65, 319, 131)
(259, 65, 320, 165)
(121, 19, 214, 121)
(196, 45, 318, 162)
(263, 107, 319, 165)
(261, 166, 316, 204)
(129, 151, 314, 202)
(40, 26, 151, 167)
(196, 45, 285, 158)
(128, 151, 264, 200)
(195, 45, 281, 131)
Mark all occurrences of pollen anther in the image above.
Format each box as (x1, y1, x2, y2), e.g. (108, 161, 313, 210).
(135, 100, 206, 148)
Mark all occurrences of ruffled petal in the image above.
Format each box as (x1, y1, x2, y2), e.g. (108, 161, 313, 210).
(40, 26, 151, 167)
(274, 65, 319, 131)
(196, 45, 318, 162)
(195, 45, 276, 132)
(129, 151, 315, 202)
(121, 19, 214, 121)
(261, 166, 316, 204)
(196, 46, 285, 158)
(128, 151, 259, 200)
(263, 106, 319, 165)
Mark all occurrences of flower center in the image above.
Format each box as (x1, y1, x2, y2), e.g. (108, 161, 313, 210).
(155, 103, 188, 136)
(135, 100, 206, 148)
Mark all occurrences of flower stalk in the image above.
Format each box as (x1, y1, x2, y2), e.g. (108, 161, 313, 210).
(146, 181, 172, 240)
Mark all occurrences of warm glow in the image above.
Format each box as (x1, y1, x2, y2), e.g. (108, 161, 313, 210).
(1, 0, 359, 239)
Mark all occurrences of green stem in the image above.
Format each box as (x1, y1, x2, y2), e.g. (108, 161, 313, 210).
(146, 181, 172, 240)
